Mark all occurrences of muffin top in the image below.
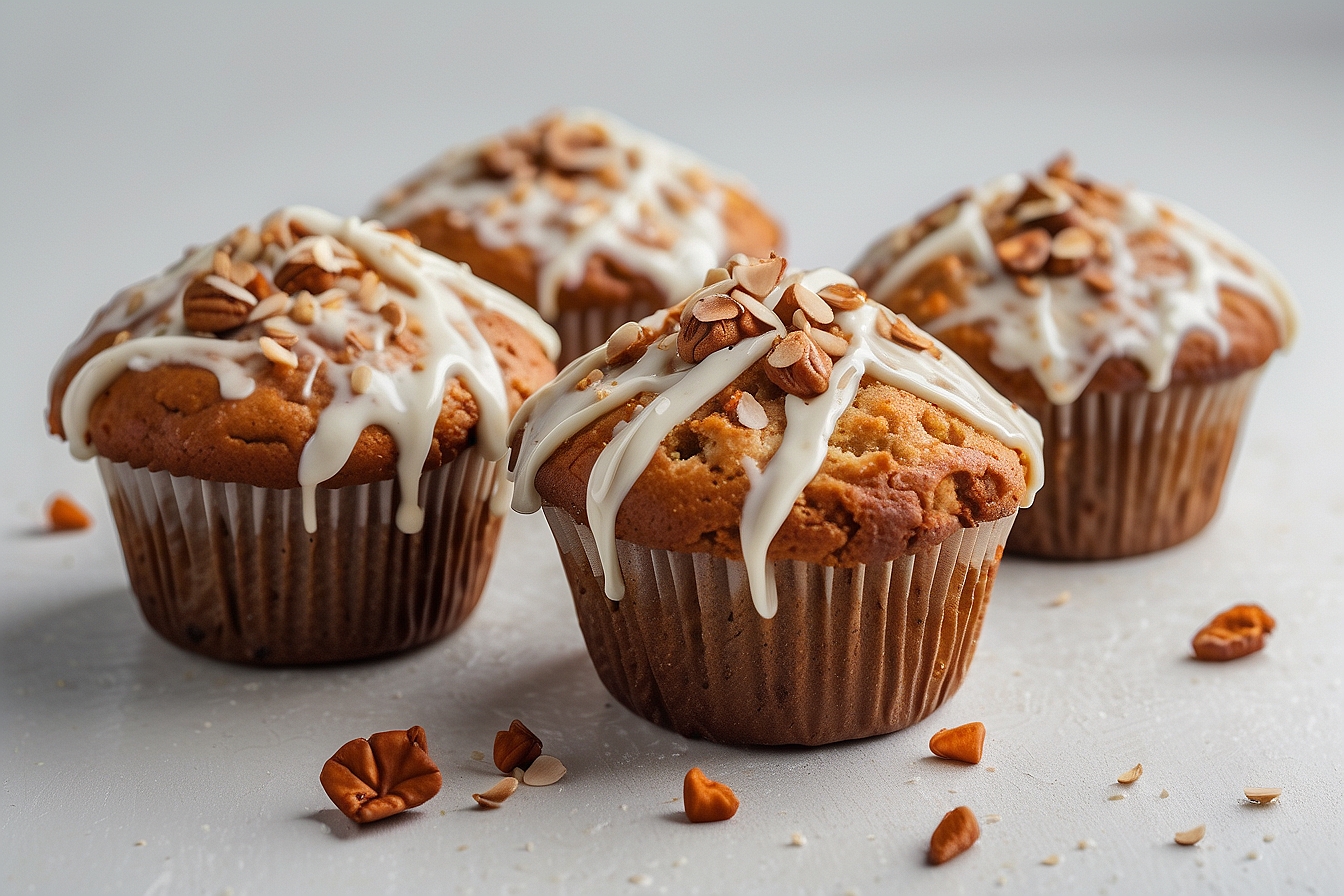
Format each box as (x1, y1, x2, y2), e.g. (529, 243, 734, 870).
(49, 206, 558, 534)
(370, 108, 782, 320)
(851, 155, 1298, 405)
(509, 254, 1043, 618)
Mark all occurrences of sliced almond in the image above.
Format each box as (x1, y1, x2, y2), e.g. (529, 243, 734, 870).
(702, 267, 730, 287)
(605, 321, 646, 365)
(790, 283, 834, 325)
(1174, 825, 1206, 846)
(262, 322, 299, 348)
(212, 249, 232, 279)
(733, 255, 786, 298)
(248, 292, 292, 323)
(1051, 226, 1096, 261)
(817, 283, 866, 311)
(1082, 268, 1115, 294)
(290, 292, 317, 325)
(311, 237, 340, 273)
(808, 327, 850, 358)
(733, 392, 768, 430)
(1244, 788, 1281, 805)
(1117, 763, 1143, 785)
(259, 336, 298, 369)
(692, 295, 741, 322)
(472, 776, 520, 809)
(767, 334, 806, 368)
(522, 755, 567, 787)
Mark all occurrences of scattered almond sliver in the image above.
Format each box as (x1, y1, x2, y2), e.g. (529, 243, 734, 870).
(472, 776, 519, 809)
(1117, 763, 1143, 784)
(1174, 824, 1206, 846)
(1244, 787, 1281, 805)
(523, 755, 567, 786)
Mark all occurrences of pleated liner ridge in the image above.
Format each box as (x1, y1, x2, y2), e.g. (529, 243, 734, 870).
(545, 505, 1016, 746)
(552, 298, 662, 368)
(98, 449, 502, 665)
(1007, 369, 1260, 559)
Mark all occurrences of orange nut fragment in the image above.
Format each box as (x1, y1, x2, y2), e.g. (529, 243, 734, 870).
(47, 494, 92, 531)
(494, 719, 543, 773)
(928, 806, 980, 865)
(929, 722, 986, 764)
(1191, 604, 1276, 662)
(683, 767, 739, 823)
(320, 726, 442, 823)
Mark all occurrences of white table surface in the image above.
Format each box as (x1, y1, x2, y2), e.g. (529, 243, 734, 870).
(3, 3, 1342, 893)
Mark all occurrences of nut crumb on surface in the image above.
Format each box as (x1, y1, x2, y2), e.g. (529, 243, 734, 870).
(1050, 591, 1071, 607)
(1160, 789, 1170, 799)
(1117, 763, 1143, 784)
(470, 750, 485, 761)
(1042, 854, 1062, 866)
(47, 494, 92, 531)
(133, 840, 146, 847)
(1244, 787, 1281, 804)
(1107, 794, 1126, 801)
(1078, 839, 1096, 850)
(790, 832, 807, 847)
(983, 814, 1002, 824)
(629, 873, 652, 886)
(1174, 825, 1206, 846)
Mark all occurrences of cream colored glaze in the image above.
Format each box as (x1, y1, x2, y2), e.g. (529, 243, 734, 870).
(57, 206, 559, 534)
(509, 265, 1043, 618)
(856, 174, 1298, 405)
(373, 108, 745, 321)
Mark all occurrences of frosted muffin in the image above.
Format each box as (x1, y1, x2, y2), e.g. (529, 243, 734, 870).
(509, 255, 1042, 745)
(49, 207, 558, 664)
(852, 155, 1297, 559)
(370, 108, 783, 365)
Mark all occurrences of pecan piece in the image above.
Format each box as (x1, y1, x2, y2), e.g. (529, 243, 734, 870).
(320, 726, 442, 824)
(274, 260, 338, 296)
(182, 271, 266, 333)
(928, 806, 980, 865)
(766, 331, 832, 398)
(994, 227, 1052, 275)
(683, 768, 738, 823)
(493, 719, 543, 773)
(929, 722, 985, 764)
(1046, 226, 1096, 275)
(677, 294, 764, 363)
(1192, 604, 1276, 662)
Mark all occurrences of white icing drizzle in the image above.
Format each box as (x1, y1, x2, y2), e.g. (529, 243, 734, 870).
(373, 108, 750, 321)
(856, 173, 1298, 405)
(509, 265, 1043, 618)
(56, 206, 559, 534)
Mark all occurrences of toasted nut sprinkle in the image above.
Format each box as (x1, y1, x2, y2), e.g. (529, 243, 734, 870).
(1051, 590, 1072, 606)
(768, 332, 807, 368)
(1193, 604, 1276, 662)
(790, 283, 834, 325)
(1174, 825, 1206, 846)
(1160, 789, 1170, 799)
(683, 768, 739, 823)
(1052, 226, 1096, 260)
(807, 327, 850, 359)
(995, 228, 1052, 275)
(522, 755, 567, 787)
(262, 324, 299, 349)
(702, 267, 730, 287)
(1014, 274, 1044, 297)
(472, 776, 520, 809)
(1082, 268, 1115, 294)
(887, 316, 942, 357)
(692, 295, 742, 322)
(929, 723, 986, 764)
(380, 300, 407, 336)
(1107, 794, 1126, 801)
(350, 365, 374, 395)
(927, 806, 979, 865)
(605, 321, 648, 366)
(1244, 788, 1281, 804)
(1117, 763, 1143, 785)
(112, 330, 131, 346)
(204, 274, 259, 306)
(470, 750, 485, 762)
(320, 289, 349, 311)
(291, 292, 317, 325)
(1042, 854, 1063, 866)
(212, 249, 232, 278)
(817, 283, 867, 311)
(732, 391, 768, 430)
(732, 255, 786, 298)
(259, 336, 298, 369)
(311, 237, 340, 273)
(575, 369, 605, 391)
(248, 293, 292, 323)
(47, 494, 92, 531)
(494, 720, 544, 773)
(790, 832, 807, 847)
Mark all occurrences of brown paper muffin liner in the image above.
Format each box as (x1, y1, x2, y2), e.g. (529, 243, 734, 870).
(543, 505, 1016, 746)
(97, 450, 503, 665)
(1007, 369, 1261, 559)
(552, 298, 663, 368)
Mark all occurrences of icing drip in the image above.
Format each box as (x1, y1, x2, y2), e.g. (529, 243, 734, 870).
(373, 108, 746, 320)
(510, 263, 1043, 618)
(856, 171, 1298, 405)
(56, 206, 559, 534)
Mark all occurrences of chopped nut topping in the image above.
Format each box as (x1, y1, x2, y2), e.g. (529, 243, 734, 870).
(1244, 787, 1281, 804)
(1192, 604, 1276, 662)
(182, 272, 263, 333)
(678, 293, 763, 363)
(683, 768, 738, 823)
(262, 322, 299, 349)
(929, 723, 986, 764)
(817, 283, 867, 311)
(472, 776, 519, 809)
(112, 330, 131, 346)
(605, 321, 649, 366)
(765, 331, 832, 398)
(1117, 763, 1143, 785)
(927, 806, 979, 865)
(259, 336, 298, 369)
(995, 228, 1052, 275)
(702, 267, 730, 287)
(806, 326, 850, 359)
(319, 726, 442, 824)
(789, 283, 834, 325)
(1174, 825, 1206, 846)
(1082, 268, 1115, 294)
(726, 390, 768, 430)
(1045, 151, 1075, 181)
(1014, 274, 1044, 297)
(125, 290, 145, 314)
(575, 368, 605, 391)
(692, 294, 743, 322)
(290, 292, 317, 325)
(885, 315, 942, 358)
(731, 254, 786, 299)
(212, 249, 232, 279)
(379, 300, 407, 337)
(47, 494, 92, 532)
(522, 755, 567, 787)
(350, 365, 374, 395)
(494, 720, 543, 773)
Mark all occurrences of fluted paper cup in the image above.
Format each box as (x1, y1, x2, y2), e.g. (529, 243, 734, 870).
(1007, 370, 1261, 559)
(544, 505, 1016, 746)
(552, 298, 662, 367)
(98, 449, 503, 665)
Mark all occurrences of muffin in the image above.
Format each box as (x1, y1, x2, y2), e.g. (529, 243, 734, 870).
(509, 255, 1043, 745)
(852, 155, 1297, 559)
(48, 207, 558, 664)
(370, 107, 783, 365)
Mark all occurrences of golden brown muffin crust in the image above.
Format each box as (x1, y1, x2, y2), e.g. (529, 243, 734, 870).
(533, 365, 1027, 565)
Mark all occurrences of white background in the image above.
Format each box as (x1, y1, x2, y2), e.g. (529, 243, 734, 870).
(3, 2, 1342, 894)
